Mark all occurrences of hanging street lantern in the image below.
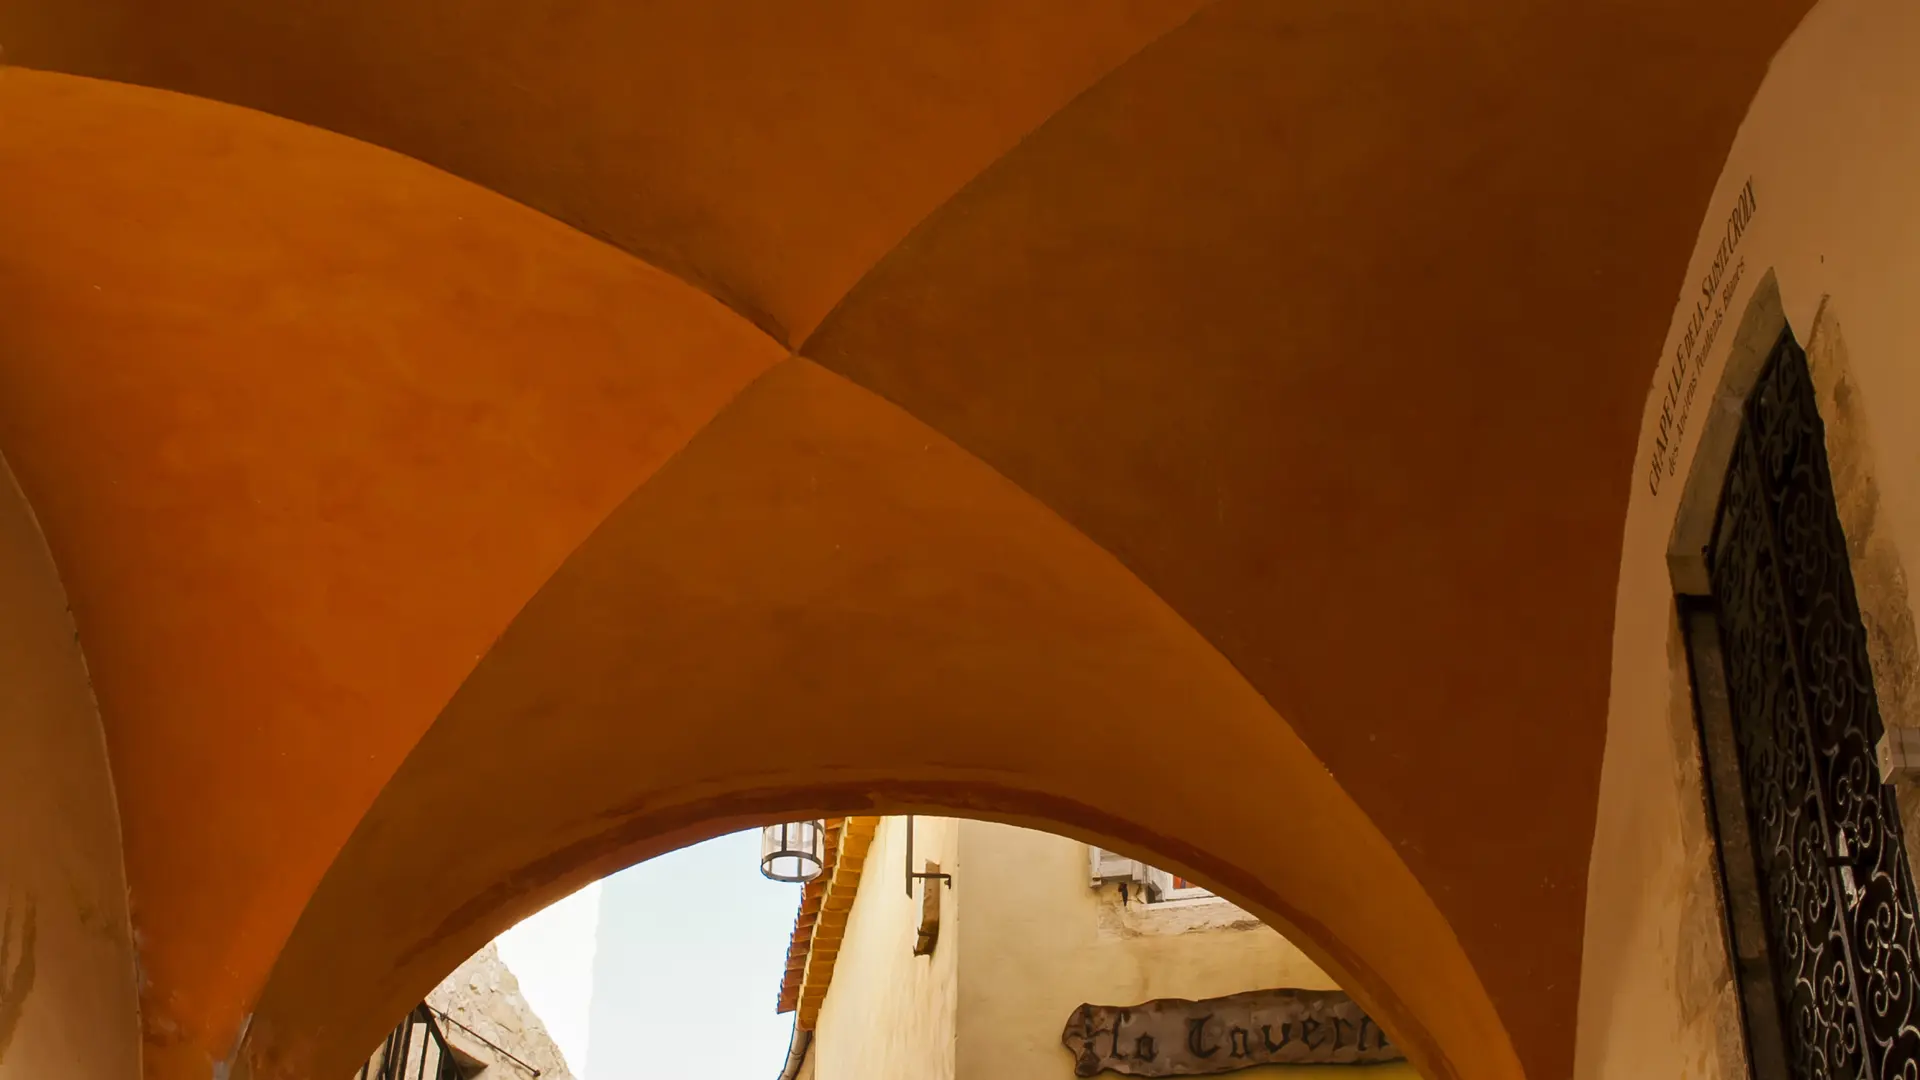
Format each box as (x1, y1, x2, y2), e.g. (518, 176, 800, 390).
(760, 820, 826, 882)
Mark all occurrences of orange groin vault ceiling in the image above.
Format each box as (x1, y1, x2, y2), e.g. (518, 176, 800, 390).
(0, 1, 1815, 1079)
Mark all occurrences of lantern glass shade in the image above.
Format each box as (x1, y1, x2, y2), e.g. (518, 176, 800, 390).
(760, 820, 826, 883)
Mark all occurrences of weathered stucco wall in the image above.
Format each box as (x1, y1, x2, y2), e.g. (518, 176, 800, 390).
(810, 816, 960, 1080)
(1581, 0, 1920, 1076)
(425, 943, 573, 1080)
(0, 456, 140, 1079)
(953, 822, 1420, 1080)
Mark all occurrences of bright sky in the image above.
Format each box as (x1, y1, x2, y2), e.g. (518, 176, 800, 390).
(497, 830, 802, 1080)
(496, 880, 602, 1070)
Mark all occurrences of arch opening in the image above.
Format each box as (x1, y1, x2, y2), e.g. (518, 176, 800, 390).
(233, 639, 1499, 1080)
(360, 818, 1441, 1080)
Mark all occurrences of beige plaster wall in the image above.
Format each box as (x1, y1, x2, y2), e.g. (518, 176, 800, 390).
(1581, 0, 1920, 1077)
(951, 821, 1420, 1080)
(0, 456, 140, 1078)
(810, 815, 960, 1080)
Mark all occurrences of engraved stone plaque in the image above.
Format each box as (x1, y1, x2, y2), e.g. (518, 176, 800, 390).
(1061, 988, 1404, 1076)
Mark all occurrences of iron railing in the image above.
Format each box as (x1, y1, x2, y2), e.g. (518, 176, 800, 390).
(358, 1002, 545, 1080)
(358, 1005, 465, 1080)
(357, 999, 552, 1076)
(425, 1005, 543, 1077)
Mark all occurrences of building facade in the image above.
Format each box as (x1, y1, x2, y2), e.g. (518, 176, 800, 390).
(778, 818, 1422, 1080)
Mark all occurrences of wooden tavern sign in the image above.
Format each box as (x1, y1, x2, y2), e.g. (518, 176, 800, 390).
(1061, 988, 1404, 1076)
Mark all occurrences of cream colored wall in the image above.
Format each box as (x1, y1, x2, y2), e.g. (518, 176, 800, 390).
(1582, 1, 1920, 1077)
(952, 821, 1420, 1080)
(810, 816, 960, 1080)
(0, 457, 140, 1079)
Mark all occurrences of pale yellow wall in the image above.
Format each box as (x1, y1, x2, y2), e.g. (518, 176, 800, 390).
(952, 821, 1419, 1080)
(1582, 1, 1920, 1078)
(810, 816, 960, 1080)
(0, 456, 140, 1078)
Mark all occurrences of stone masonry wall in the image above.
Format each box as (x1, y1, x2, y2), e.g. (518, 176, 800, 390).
(425, 943, 576, 1080)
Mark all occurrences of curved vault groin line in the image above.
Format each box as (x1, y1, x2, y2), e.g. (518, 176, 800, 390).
(0, 0, 1218, 347)
(236, 357, 1520, 1080)
(0, 68, 790, 1080)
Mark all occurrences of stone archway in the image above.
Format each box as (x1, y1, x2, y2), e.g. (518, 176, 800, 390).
(0, 0, 1818, 1069)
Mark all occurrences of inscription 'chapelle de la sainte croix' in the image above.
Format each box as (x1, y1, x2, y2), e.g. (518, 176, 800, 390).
(1062, 988, 1405, 1077)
